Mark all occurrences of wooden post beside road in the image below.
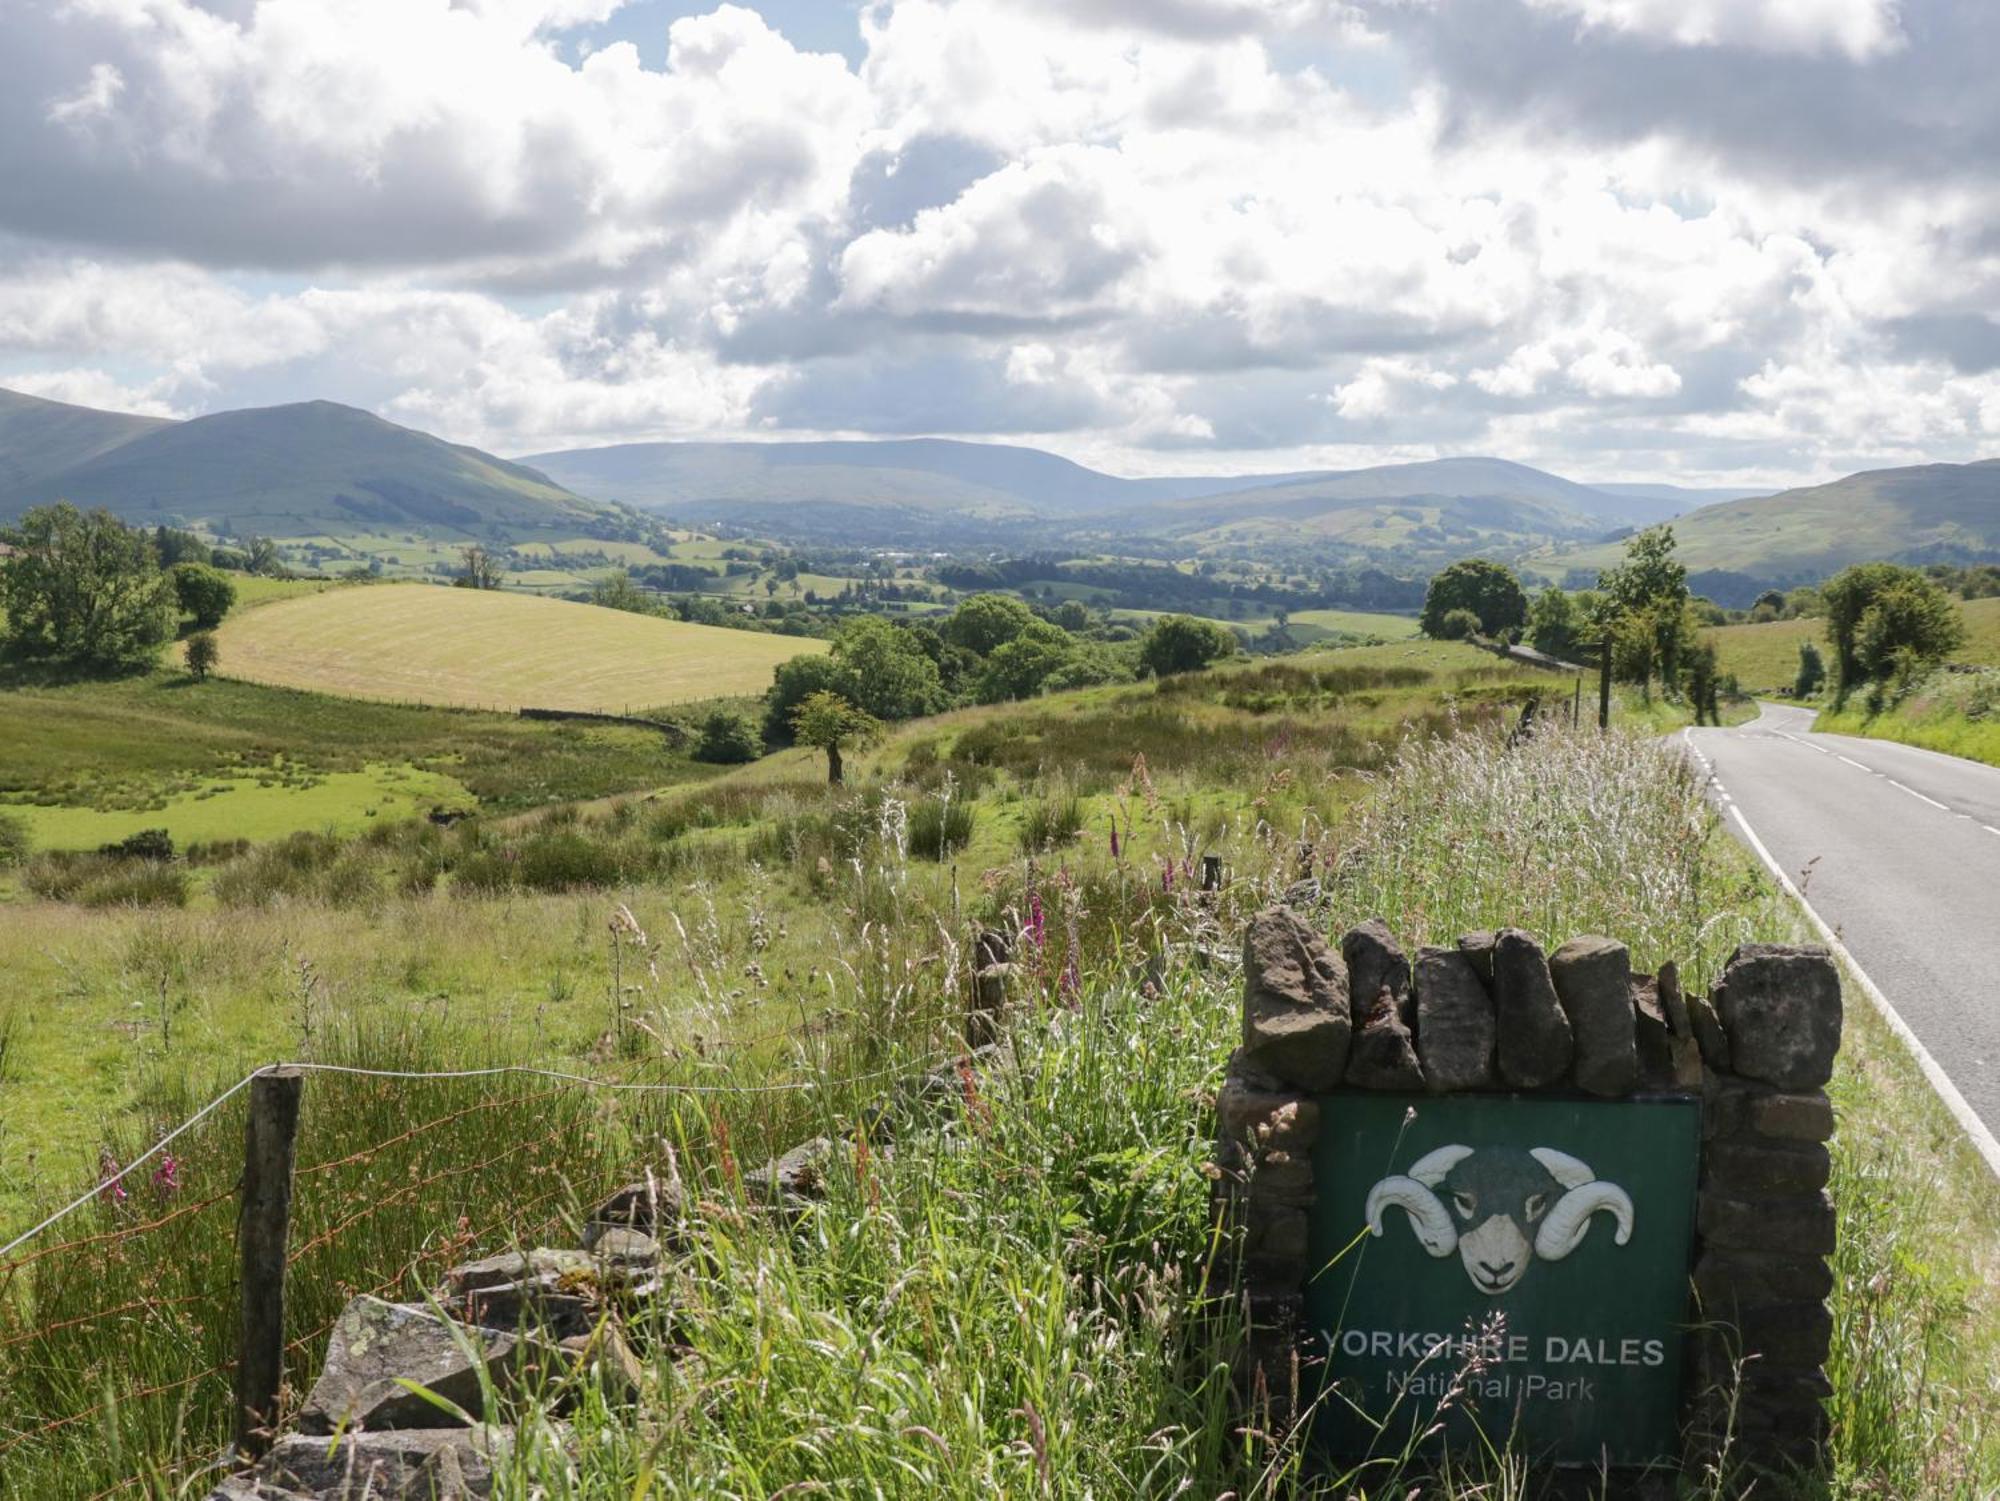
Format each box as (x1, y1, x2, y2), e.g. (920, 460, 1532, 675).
(1598, 634, 1613, 731)
(235, 1067, 303, 1457)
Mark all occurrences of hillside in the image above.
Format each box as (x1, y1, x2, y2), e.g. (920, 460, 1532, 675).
(1553, 458, 2000, 600)
(527, 441, 1698, 557)
(0, 386, 171, 494)
(0, 394, 624, 547)
(209, 582, 822, 712)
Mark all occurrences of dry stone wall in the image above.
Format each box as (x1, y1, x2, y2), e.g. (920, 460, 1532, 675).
(1215, 903, 1844, 1477)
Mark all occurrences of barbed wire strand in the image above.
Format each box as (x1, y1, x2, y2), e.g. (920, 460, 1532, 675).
(0, 1047, 956, 1261)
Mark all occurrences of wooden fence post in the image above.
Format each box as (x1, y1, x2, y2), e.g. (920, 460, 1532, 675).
(1598, 635, 1613, 731)
(235, 1067, 303, 1457)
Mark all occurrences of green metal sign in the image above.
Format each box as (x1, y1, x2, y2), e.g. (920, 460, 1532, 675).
(1305, 1093, 1700, 1467)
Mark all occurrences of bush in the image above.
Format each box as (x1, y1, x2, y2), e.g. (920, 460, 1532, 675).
(98, 828, 175, 862)
(1437, 607, 1481, 641)
(76, 862, 190, 909)
(693, 709, 762, 765)
(184, 630, 220, 681)
(0, 811, 29, 869)
(908, 794, 976, 860)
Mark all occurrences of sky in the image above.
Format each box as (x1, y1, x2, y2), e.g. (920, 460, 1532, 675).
(1, 0, 1997, 488)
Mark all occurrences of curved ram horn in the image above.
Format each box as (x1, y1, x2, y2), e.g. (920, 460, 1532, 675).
(1534, 1181, 1635, 1261)
(1406, 1144, 1477, 1186)
(1365, 1176, 1457, 1257)
(1528, 1147, 1596, 1189)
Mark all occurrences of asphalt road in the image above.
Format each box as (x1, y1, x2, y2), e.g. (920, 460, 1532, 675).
(1685, 702, 2000, 1147)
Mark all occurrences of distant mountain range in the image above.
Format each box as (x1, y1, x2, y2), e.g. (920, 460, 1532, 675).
(522, 442, 1740, 555)
(0, 389, 614, 544)
(8, 385, 1996, 595)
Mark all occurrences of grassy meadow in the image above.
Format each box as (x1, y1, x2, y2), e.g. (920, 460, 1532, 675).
(2, 637, 1996, 1496)
(0, 667, 710, 852)
(210, 583, 822, 713)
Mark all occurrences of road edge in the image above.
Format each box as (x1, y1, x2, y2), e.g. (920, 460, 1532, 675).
(1684, 729, 2000, 1182)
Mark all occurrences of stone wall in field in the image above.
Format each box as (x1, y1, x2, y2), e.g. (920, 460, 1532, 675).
(1214, 902, 1843, 1479)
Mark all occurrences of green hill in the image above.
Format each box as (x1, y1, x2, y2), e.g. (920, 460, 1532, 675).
(0, 395, 622, 546)
(1550, 459, 2000, 600)
(0, 387, 171, 494)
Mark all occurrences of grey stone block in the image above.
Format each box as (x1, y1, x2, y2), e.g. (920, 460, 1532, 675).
(1240, 906, 1351, 1091)
(1414, 945, 1496, 1091)
(1550, 936, 1637, 1097)
(1493, 929, 1573, 1088)
(1714, 944, 1842, 1090)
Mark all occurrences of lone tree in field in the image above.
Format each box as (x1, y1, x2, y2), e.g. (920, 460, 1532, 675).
(1821, 562, 1964, 706)
(184, 630, 220, 681)
(170, 561, 236, 629)
(792, 691, 878, 785)
(1420, 559, 1528, 641)
(1139, 613, 1236, 676)
(455, 544, 504, 590)
(0, 503, 177, 669)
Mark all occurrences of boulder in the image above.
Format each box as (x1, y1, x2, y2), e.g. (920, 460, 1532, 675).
(1279, 876, 1327, 915)
(1414, 946, 1495, 1091)
(1550, 936, 1637, 1096)
(1714, 945, 1843, 1090)
(297, 1297, 561, 1435)
(210, 1428, 506, 1500)
(1492, 929, 1573, 1088)
(1239, 906, 1351, 1091)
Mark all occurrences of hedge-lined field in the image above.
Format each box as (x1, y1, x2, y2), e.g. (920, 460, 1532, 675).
(212, 583, 823, 713)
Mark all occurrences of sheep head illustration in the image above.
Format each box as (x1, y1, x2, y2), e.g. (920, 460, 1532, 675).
(1365, 1145, 1634, 1295)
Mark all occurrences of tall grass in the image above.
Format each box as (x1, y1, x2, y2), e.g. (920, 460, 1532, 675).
(1324, 719, 1764, 991)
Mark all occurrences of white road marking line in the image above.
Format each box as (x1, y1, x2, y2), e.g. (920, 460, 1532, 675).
(1837, 754, 1872, 771)
(1887, 779, 1950, 811)
(1777, 731, 1833, 756)
(1984, 826, 2000, 839)
(1725, 802, 2000, 1184)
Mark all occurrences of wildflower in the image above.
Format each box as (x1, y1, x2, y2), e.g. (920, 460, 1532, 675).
(1024, 890, 1046, 948)
(1109, 823, 1120, 859)
(152, 1151, 181, 1197)
(97, 1147, 128, 1206)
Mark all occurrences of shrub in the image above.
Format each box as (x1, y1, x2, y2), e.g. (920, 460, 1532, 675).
(75, 861, 190, 908)
(693, 709, 762, 765)
(99, 828, 175, 862)
(908, 794, 975, 860)
(1437, 607, 1481, 641)
(0, 811, 29, 869)
(184, 630, 220, 681)
(171, 562, 236, 629)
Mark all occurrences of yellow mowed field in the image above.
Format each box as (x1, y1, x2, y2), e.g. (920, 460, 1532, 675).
(211, 583, 822, 712)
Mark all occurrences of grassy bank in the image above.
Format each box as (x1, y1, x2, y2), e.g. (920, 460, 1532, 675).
(3, 714, 1997, 1495)
(1814, 667, 2000, 770)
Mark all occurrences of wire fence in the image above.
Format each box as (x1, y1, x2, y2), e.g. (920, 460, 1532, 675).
(0, 1035, 971, 1498)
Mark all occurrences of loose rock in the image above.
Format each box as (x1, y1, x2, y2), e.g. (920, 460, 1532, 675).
(1492, 929, 1572, 1088)
(211, 1428, 508, 1500)
(297, 1297, 561, 1434)
(1414, 946, 1495, 1091)
(1240, 906, 1351, 1090)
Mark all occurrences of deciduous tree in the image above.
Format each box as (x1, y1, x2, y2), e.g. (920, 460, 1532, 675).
(791, 691, 878, 785)
(0, 503, 177, 669)
(1420, 559, 1528, 640)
